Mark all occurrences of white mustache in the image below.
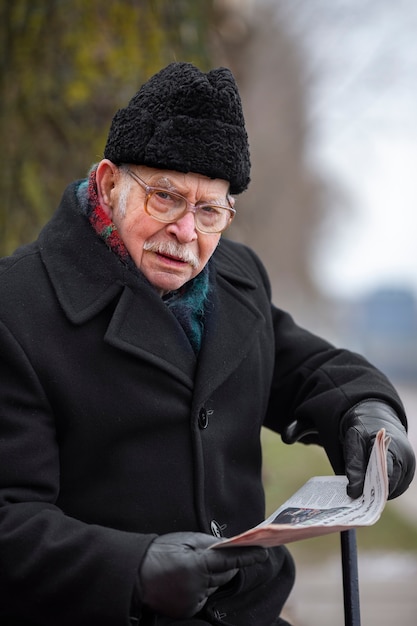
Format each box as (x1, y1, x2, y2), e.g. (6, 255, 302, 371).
(143, 240, 200, 269)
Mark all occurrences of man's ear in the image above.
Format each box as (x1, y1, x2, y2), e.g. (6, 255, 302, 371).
(95, 159, 119, 218)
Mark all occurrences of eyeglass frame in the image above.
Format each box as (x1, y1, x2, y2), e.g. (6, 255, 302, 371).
(124, 167, 236, 234)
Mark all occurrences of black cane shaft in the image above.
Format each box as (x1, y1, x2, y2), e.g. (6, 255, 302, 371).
(341, 529, 361, 626)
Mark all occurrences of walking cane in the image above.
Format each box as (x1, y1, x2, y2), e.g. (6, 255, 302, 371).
(340, 529, 361, 626)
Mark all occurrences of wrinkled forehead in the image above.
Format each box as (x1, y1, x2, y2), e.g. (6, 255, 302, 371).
(134, 165, 231, 200)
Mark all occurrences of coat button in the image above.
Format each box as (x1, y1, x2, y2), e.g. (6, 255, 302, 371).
(210, 519, 224, 538)
(198, 407, 209, 429)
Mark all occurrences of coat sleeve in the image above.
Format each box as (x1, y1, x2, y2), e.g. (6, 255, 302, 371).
(243, 247, 408, 474)
(263, 304, 407, 472)
(0, 320, 154, 626)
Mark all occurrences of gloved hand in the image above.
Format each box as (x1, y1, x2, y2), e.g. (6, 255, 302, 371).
(340, 399, 416, 500)
(137, 531, 268, 619)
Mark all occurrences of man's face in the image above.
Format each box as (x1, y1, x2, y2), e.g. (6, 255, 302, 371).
(102, 163, 229, 295)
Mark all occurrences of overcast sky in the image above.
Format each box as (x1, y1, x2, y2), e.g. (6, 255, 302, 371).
(281, 0, 417, 299)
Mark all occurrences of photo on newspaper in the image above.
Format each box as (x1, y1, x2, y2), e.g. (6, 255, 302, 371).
(213, 428, 389, 549)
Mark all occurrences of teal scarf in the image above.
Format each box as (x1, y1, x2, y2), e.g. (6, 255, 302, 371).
(162, 268, 210, 353)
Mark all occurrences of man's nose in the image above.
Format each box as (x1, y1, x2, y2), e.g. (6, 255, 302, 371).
(166, 210, 198, 242)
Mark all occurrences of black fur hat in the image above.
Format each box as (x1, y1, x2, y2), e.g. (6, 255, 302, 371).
(104, 62, 250, 194)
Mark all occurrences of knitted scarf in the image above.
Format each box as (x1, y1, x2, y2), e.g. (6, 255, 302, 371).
(77, 167, 210, 353)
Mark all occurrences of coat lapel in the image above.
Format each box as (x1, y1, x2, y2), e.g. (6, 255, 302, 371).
(104, 285, 196, 388)
(194, 263, 266, 400)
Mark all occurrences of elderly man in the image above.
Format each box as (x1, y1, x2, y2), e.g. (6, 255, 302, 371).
(0, 62, 414, 626)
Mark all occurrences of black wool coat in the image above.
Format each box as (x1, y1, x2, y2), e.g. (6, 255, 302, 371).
(0, 182, 406, 626)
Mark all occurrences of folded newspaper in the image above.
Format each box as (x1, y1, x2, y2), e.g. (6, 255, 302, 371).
(214, 428, 389, 549)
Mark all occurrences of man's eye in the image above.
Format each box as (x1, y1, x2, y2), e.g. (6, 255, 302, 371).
(201, 205, 221, 215)
(155, 190, 172, 201)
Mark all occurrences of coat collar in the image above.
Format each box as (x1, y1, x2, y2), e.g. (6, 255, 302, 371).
(39, 183, 266, 394)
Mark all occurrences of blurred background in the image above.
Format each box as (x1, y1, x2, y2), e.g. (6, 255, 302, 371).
(1, 0, 416, 623)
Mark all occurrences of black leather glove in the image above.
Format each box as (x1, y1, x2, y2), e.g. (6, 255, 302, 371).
(137, 531, 268, 619)
(340, 399, 416, 500)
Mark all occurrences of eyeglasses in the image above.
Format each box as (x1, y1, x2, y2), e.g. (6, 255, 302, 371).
(125, 169, 236, 234)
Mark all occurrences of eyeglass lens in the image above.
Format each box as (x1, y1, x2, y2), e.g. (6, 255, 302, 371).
(147, 190, 231, 233)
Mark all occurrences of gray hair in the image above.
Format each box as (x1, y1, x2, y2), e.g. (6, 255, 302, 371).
(116, 164, 133, 218)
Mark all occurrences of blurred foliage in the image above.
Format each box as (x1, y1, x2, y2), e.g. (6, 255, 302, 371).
(0, 0, 214, 256)
(261, 427, 417, 561)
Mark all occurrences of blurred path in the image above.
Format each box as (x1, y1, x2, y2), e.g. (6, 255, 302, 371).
(285, 550, 417, 626)
(284, 383, 417, 626)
